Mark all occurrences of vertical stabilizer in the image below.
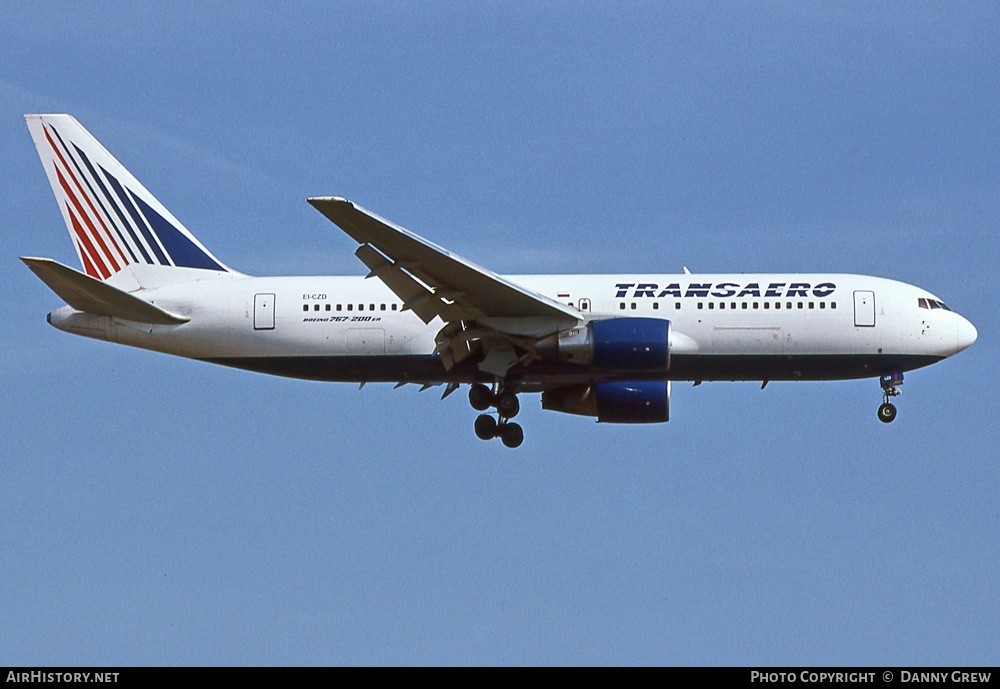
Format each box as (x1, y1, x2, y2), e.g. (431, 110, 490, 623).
(25, 114, 231, 282)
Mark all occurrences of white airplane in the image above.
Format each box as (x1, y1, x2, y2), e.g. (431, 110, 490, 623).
(22, 114, 977, 448)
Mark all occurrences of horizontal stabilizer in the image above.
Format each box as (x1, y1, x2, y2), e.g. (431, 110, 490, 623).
(21, 257, 189, 324)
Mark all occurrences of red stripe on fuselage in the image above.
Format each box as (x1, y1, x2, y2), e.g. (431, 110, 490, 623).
(44, 126, 127, 271)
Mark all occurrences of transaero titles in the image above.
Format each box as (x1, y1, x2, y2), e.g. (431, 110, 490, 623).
(614, 281, 837, 300)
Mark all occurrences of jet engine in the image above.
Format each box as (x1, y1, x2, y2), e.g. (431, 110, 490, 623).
(541, 381, 670, 423)
(537, 317, 670, 371)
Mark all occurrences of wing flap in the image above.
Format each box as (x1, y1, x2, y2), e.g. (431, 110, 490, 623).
(22, 257, 189, 324)
(354, 243, 468, 324)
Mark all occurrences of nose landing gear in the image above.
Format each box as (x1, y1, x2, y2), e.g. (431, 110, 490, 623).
(877, 371, 902, 423)
(469, 382, 523, 448)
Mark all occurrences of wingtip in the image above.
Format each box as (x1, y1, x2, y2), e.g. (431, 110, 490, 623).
(306, 196, 349, 204)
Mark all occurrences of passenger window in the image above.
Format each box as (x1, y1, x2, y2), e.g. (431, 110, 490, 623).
(380, 304, 386, 311)
(708, 302, 714, 310)
(764, 302, 770, 309)
(359, 304, 364, 311)
(326, 304, 331, 311)
(742, 302, 748, 309)
(392, 304, 398, 311)
(798, 302, 803, 309)
(314, 304, 319, 311)
(619, 303, 625, 310)
(337, 304, 342, 311)
(753, 302, 759, 309)
(819, 302, 825, 309)
(370, 304, 375, 311)
(697, 303, 703, 310)
(831, 302, 837, 309)
(302, 304, 308, 312)
(675, 302, 681, 310)
(347, 304, 353, 311)
(653, 302, 659, 310)
(630, 303, 636, 310)
(809, 302, 814, 309)
(775, 302, 781, 309)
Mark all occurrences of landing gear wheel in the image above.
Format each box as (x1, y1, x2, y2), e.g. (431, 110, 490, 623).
(499, 422, 524, 448)
(878, 402, 897, 424)
(475, 414, 498, 440)
(496, 392, 520, 419)
(469, 384, 494, 411)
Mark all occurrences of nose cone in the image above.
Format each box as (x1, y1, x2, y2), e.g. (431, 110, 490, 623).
(956, 315, 978, 354)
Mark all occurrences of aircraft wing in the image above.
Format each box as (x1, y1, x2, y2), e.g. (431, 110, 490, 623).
(308, 197, 581, 337)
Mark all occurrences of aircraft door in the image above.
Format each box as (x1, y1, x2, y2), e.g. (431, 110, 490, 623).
(854, 290, 875, 327)
(254, 293, 275, 330)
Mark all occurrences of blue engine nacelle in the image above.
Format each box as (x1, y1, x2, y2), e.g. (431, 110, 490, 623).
(537, 318, 671, 371)
(541, 381, 670, 423)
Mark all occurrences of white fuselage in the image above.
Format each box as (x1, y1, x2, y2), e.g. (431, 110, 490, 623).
(47, 271, 977, 385)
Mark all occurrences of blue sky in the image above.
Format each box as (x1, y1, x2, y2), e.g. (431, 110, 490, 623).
(1, 2, 997, 665)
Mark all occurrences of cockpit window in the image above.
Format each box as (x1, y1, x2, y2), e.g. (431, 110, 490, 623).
(919, 298, 951, 311)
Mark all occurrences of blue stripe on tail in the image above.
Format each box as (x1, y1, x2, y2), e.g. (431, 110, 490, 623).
(71, 142, 152, 264)
(101, 164, 171, 266)
(45, 126, 139, 264)
(128, 190, 226, 271)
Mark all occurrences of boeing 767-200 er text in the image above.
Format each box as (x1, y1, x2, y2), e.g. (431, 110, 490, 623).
(22, 114, 977, 448)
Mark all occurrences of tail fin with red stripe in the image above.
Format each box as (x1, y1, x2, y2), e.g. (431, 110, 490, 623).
(24, 114, 231, 284)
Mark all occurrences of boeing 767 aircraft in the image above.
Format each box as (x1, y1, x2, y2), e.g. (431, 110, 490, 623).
(22, 114, 977, 448)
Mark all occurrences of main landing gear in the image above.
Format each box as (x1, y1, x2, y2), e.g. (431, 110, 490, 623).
(469, 382, 523, 448)
(877, 371, 903, 424)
